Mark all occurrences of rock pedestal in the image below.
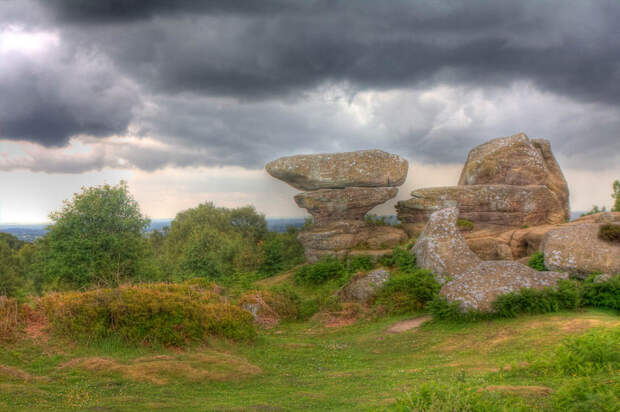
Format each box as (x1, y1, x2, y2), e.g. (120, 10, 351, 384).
(266, 150, 409, 262)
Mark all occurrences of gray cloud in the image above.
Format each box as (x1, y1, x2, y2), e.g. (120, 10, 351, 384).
(0, 0, 618, 173)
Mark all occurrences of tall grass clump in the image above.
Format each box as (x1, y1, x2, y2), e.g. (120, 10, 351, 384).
(41, 282, 255, 346)
(581, 274, 620, 310)
(599, 223, 620, 242)
(527, 251, 547, 271)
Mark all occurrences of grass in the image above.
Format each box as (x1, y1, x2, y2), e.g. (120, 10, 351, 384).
(0, 308, 618, 411)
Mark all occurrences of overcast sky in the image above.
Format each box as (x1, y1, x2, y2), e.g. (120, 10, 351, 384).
(1, 0, 619, 222)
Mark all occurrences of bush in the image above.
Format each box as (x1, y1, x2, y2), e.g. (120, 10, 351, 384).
(294, 257, 345, 285)
(376, 269, 440, 314)
(391, 381, 518, 412)
(345, 255, 374, 274)
(428, 296, 489, 321)
(239, 288, 299, 322)
(36, 182, 154, 290)
(259, 228, 305, 276)
(527, 251, 547, 271)
(599, 223, 620, 242)
(41, 283, 255, 346)
(492, 280, 581, 317)
(456, 218, 474, 231)
(582, 274, 620, 310)
(379, 246, 417, 273)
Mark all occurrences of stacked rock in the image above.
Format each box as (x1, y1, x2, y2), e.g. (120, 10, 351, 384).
(266, 150, 409, 262)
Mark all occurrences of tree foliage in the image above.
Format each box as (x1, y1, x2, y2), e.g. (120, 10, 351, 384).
(35, 181, 152, 290)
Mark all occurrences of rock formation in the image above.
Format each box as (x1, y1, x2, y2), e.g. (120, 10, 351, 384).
(397, 133, 570, 261)
(265, 150, 408, 191)
(338, 268, 390, 303)
(415, 207, 567, 312)
(412, 207, 481, 283)
(542, 216, 620, 278)
(266, 150, 409, 262)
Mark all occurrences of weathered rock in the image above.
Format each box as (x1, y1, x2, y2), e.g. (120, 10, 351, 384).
(458, 133, 569, 220)
(265, 149, 408, 191)
(412, 207, 481, 282)
(440, 261, 568, 312)
(542, 223, 620, 278)
(294, 187, 397, 226)
(299, 222, 407, 263)
(413, 207, 567, 311)
(397, 184, 564, 233)
(338, 269, 390, 303)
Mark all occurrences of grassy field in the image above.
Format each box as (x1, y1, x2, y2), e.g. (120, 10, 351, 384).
(0, 308, 618, 411)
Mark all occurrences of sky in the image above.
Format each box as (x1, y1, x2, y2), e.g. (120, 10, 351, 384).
(0, 0, 619, 223)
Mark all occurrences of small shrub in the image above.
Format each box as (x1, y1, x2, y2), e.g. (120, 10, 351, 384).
(527, 251, 547, 271)
(582, 274, 620, 310)
(345, 255, 374, 274)
(379, 246, 417, 273)
(364, 214, 389, 226)
(41, 283, 255, 346)
(391, 381, 515, 412)
(492, 280, 581, 317)
(376, 269, 440, 314)
(456, 218, 474, 231)
(552, 377, 620, 412)
(294, 257, 345, 285)
(599, 223, 620, 242)
(239, 288, 298, 322)
(428, 296, 488, 321)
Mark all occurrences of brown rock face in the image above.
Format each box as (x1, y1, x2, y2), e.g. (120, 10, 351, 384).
(542, 223, 620, 278)
(412, 207, 481, 282)
(299, 222, 407, 263)
(294, 187, 397, 226)
(440, 261, 568, 312)
(458, 133, 569, 220)
(265, 149, 408, 191)
(397, 184, 565, 233)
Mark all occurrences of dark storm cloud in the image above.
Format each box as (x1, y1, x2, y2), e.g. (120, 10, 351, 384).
(1, 0, 619, 171)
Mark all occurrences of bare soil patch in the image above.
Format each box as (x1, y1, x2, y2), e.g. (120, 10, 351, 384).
(479, 385, 553, 397)
(386, 316, 431, 333)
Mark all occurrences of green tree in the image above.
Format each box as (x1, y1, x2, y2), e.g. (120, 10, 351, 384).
(164, 202, 267, 279)
(38, 181, 152, 290)
(612, 180, 620, 212)
(0, 238, 24, 297)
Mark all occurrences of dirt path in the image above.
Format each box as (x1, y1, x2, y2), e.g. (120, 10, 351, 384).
(386, 316, 431, 333)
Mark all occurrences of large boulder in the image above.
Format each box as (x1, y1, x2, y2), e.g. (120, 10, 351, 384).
(338, 269, 390, 303)
(457, 133, 569, 220)
(412, 207, 481, 282)
(397, 184, 565, 234)
(294, 187, 398, 226)
(440, 261, 568, 312)
(265, 149, 408, 191)
(542, 223, 620, 278)
(415, 207, 568, 312)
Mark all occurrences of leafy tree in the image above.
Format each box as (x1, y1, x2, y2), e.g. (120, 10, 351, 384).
(0, 238, 24, 297)
(164, 202, 268, 278)
(37, 181, 152, 290)
(612, 180, 620, 212)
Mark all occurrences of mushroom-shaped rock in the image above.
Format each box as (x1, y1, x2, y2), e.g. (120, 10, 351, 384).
(457, 133, 569, 220)
(412, 207, 481, 282)
(265, 149, 408, 191)
(294, 187, 398, 226)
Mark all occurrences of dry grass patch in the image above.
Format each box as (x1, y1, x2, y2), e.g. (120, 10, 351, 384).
(59, 351, 262, 384)
(386, 316, 431, 333)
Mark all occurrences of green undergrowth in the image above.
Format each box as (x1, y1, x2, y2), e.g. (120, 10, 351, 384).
(0, 309, 618, 411)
